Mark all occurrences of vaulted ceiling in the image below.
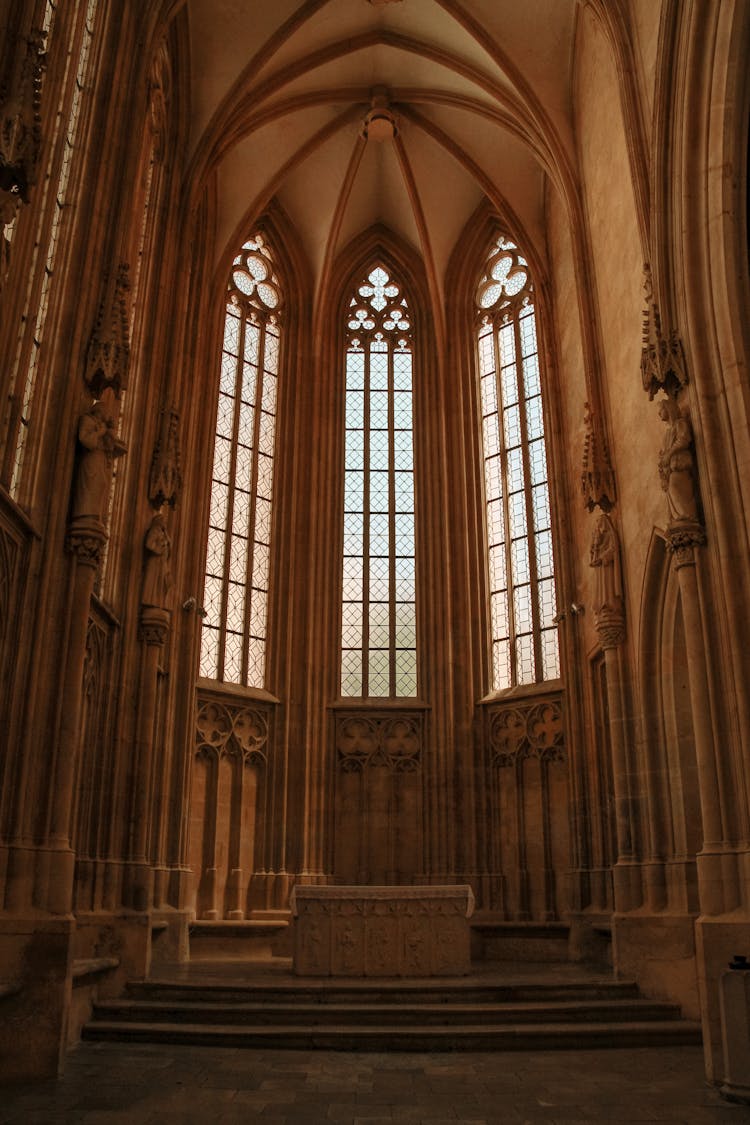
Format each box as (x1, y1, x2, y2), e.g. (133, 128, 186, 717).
(186, 0, 578, 297)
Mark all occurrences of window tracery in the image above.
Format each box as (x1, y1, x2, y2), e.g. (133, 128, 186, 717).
(341, 263, 417, 698)
(476, 234, 559, 690)
(200, 232, 280, 688)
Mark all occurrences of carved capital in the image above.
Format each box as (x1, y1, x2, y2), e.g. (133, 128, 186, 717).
(84, 263, 131, 398)
(66, 516, 107, 568)
(641, 264, 688, 399)
(139, 605, 170, 646)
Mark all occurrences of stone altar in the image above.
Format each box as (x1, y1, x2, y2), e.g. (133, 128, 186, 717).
(290, 885, 475, 977)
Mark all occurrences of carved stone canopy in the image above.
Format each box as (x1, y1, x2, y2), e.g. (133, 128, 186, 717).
(148, 407, 182, 509)
(84, 264, 131, 398)
(641, 264, 687, 400)
(581, 402, 616, 512)
(0, 28, 46, 204)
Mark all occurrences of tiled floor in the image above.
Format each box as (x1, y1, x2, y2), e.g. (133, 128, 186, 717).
(2, 1042, 749, 1125)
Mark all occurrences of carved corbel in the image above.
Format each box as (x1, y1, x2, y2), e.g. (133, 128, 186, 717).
(138, 605, 170, 646)
(0, 28, 46, 204)
(84, 263, 131, 399)
(589, 512, 625, 649)
(148, 407, 182, 510)
(641, 264, 687, 400)
(581, 401, 616, 512)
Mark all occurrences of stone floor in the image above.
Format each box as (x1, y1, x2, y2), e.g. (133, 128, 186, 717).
(2, 1042, 749, 1124)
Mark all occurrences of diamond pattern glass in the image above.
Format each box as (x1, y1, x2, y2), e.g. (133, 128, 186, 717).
(341, 262, 417, 698)
(200, 230, 281, 687)
(476, 233, 560, 690)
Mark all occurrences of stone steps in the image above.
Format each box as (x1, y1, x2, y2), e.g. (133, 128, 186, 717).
(89, 996, 684, 1027)
(82, 975, 702, 1051)
(83, 1018, 702, 1051)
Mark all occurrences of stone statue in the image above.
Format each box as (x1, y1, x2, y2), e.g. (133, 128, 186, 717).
(71, 388, 126, 523)
(657, 397, 700, 525)
(142, 510, 172, 608)
(589, 513, 622, 617)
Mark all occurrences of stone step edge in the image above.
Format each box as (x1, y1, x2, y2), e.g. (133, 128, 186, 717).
(94, 998, 682, 1018)
(82, 1019, 703, 1047)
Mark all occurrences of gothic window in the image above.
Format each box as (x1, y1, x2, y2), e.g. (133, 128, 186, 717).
(476, 234, 559, 691)
(200, 233, 281, 687)
(341, 263, 417, 698)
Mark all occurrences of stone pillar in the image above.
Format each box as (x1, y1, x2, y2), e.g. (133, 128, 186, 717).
(127, 605, 170, 912)
(46, 516, 108, 913)
(666, 524, 725, 914)
(595, 615, 641, 911)
(589, 513, 640, 911)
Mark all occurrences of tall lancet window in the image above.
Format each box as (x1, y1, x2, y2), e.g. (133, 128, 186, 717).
(200, 233, 281, 687)
(341, 264, 417, 698)
(476, 234, 559, 691)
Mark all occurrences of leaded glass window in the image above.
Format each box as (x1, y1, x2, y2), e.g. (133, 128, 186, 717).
(476, 235, 559, 691)
(341, 264, 417, 698)
(5, 0, 99, 498)
(200, 233, 281, 687)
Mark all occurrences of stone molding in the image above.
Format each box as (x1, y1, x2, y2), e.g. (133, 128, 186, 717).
(487, 694, 564, 767)
(196, 694, 269, 765)
(335, 711, 422, 773)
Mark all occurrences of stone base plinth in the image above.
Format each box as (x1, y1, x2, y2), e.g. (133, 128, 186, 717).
(290, 885, 474, 977)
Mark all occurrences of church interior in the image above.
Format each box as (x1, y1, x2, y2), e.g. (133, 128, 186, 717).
(0, 0, 749, 1097)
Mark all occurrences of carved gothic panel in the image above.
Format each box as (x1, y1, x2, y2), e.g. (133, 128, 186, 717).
(487, 696, 564, 767)
(333, 709, 424, 885)
(335, 711, 422, 773)
(191, 688, 273, 919)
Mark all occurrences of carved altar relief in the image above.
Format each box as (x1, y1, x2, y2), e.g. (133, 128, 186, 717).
(291, 885, 474, 977)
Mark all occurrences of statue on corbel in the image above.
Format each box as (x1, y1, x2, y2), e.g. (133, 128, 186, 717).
(589, 512, 625, 650)
(580, 401, 625, 648)
(139, 406, 182, 638)
(656, 396, 706, 563)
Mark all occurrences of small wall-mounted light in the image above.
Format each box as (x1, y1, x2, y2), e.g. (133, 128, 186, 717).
(182, 596, 207, 618)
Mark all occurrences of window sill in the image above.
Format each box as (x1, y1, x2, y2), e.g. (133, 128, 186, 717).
(478, 679, 563, 707)
(329, 698, 431, 711)
(196, 678, 281, 706)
